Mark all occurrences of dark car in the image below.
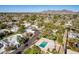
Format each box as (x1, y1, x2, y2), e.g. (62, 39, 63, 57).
(24, 43, 28, 47)
(16, 51, 22, 54)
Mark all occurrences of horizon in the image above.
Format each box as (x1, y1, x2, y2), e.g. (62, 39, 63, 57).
(0, 5, 79, 12)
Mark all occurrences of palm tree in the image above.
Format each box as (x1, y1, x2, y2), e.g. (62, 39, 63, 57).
(63, 20, 72, 54)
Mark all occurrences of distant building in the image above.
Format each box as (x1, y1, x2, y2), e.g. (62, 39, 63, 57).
(68, 32, 79, 39)
(0, 30, 5, 34)
(25, 28, 35, 34)
(34, 30, 40, 38)
(25, 26, 35, 34)
(22, 22, 31, 28)
(12, 16, 21, 21)
(0, 29, 11, 37)
(32, 25, 39, 30)
(10, 25, 19, 32)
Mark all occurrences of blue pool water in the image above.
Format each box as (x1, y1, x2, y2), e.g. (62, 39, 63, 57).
(39, 41, 47, 48)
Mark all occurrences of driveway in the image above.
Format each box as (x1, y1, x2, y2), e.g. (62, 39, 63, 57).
(67, 49, 79, 54)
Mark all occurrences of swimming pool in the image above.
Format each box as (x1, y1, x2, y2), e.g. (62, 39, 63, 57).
(39, 41, 47, 48)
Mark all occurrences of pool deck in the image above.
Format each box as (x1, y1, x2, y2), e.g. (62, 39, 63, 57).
(35, 38, 55, 52)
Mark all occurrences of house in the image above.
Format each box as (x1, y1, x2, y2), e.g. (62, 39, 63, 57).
(25, 26, 35, 34)
(0, 29, 11, 33)
(6, 34, 23, 48)
(22, 22, 31, 28)
(0, 40, 7, 53)
(34, 29, 40, 38)
(0, 34, 23, 53)
(0, 29, 5, 34)
(68, 32, 79, 39)
(10, 25, 19, 32)
(0, 29, 11, 39)
(32, 25, 39, 30)
(25, 28, 35, 34)
(12, 16, 20, 21)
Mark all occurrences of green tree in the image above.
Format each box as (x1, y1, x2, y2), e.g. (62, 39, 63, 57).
(0, 23, 7, 29)
(17, 35, 24, 45)
(23, 45, 41, 54)
(18, 25, 25, 33)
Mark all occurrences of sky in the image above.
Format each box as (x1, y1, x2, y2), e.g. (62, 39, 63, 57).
(0, 5, 79, 12)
